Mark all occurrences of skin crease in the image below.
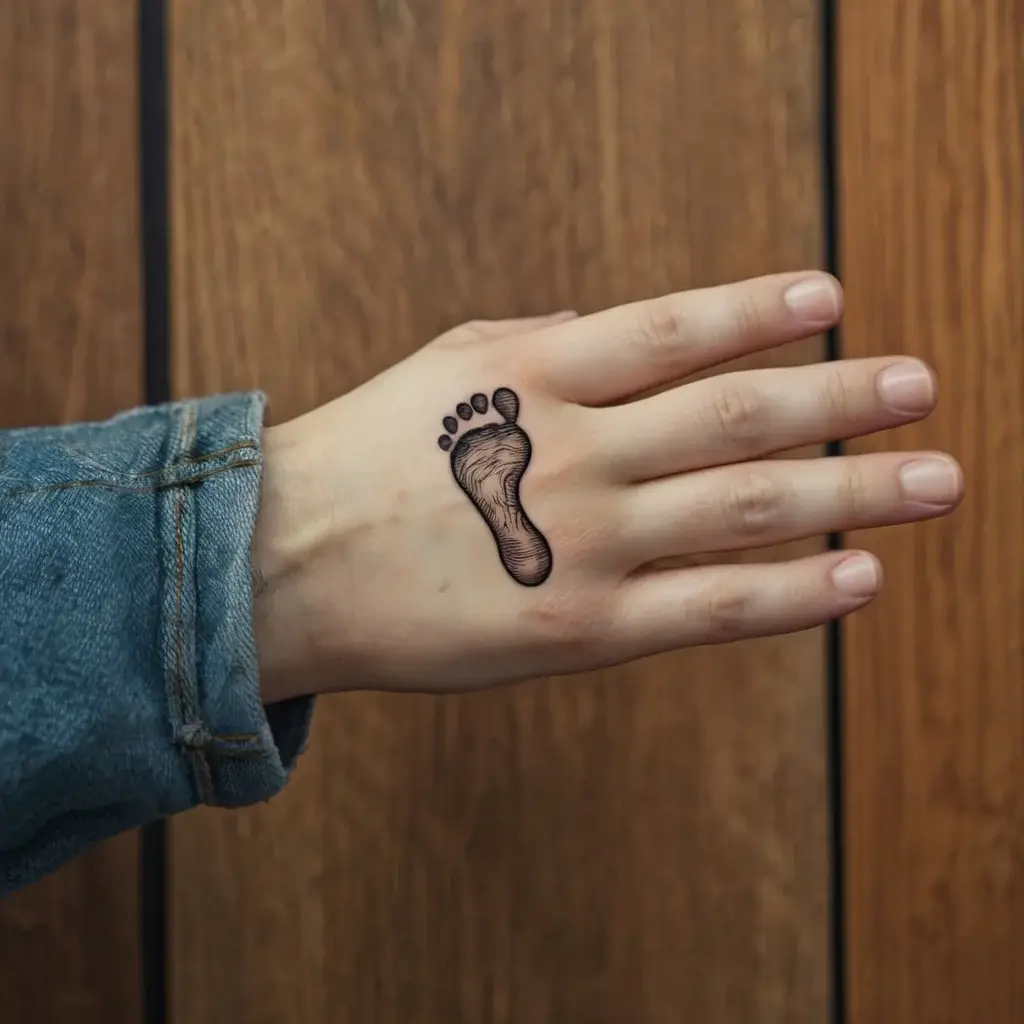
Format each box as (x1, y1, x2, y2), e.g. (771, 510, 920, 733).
(251, 272, 964, 704)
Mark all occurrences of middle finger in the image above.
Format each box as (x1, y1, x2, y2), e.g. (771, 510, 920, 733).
(620, 451, 964, 566)
(601, 357, 937, 482)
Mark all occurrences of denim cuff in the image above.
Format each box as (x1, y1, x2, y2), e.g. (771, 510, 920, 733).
(0, 392, 313, 894)
(157, 392, 314, 808)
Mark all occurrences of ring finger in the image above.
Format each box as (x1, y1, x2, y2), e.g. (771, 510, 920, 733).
(620, 452, 964, 566)
(603, 357, 937, 482)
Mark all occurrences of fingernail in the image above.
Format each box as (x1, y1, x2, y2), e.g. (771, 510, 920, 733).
(784, 277, 840, 324)
(831, 554, 880, 599)
(877, 361, 935, 414)
(899, 457, 962, 506)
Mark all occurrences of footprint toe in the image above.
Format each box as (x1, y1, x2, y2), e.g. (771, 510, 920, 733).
(492, 387, 519, 424)
(438, 435, 453, 452)
(471, 393, 488, 413)
(456, 402, 473, 420)
(443, 415, 459, 433)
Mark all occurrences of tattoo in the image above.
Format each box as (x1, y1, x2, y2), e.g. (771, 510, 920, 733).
(437, 387, 553, 586)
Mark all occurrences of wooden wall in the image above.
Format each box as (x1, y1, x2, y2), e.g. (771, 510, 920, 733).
(840, 2, 1024, 1020)
(0, 2, 1021, 1022)
(168, 1, 829, 1022)
(0, 4, 143, 1023)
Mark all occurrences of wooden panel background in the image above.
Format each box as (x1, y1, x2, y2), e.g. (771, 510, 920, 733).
(841, 1, 1024, 1022)
(0, 4, 143, 1023)
(170, 2, 830, 1021)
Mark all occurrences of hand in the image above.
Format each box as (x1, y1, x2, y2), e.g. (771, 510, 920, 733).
(252, 272, 963, 701)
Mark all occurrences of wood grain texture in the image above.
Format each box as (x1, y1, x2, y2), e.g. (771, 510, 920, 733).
(171, 2, 829, 1021)
(841, 2, 1024, 1021)
(0, 4, 143, 1022)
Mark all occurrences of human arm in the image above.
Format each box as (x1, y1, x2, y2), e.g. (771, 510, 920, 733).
(1, 271, 965, 895)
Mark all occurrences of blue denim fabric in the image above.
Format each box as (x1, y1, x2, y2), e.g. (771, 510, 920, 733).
(0, 392, 312, 896)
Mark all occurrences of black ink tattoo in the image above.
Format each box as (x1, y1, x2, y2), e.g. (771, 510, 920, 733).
(437, 387, 553, 587)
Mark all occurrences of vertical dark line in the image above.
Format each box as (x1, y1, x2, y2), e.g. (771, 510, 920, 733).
(140, 823, 167, 1024)
(822, 1, 847, 1023)
(139, 1, 170, 1023)
(140, 0, 170, 406)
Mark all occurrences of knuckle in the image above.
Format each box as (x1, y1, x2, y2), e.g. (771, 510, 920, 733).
(702, 585, 755, 643)
(520, 588, 611, 659)
(707, 381, 766, 444)
(546, 506, 618, 559)
(723, 472, 786, 536)
(837, 465, 869, 517)
(491, 334, 545, 388)
(821, 366, 856, 419)
(732, 292, 766, 338)
(635, 300, 689, 362)
(528, 418, 597, 486)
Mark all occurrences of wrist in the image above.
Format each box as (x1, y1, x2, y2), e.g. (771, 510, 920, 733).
(251, 422, 329, 704)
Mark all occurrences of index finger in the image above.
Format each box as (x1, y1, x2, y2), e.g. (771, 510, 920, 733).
(538, 272, 842, 406)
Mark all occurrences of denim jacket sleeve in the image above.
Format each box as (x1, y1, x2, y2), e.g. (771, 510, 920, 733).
(0, 392, 313, 896)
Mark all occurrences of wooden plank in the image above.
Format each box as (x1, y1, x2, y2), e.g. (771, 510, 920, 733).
(841, 2, 1024, 1021)
(170, 2, 829, 1021)
(0, 4, 143, 1023)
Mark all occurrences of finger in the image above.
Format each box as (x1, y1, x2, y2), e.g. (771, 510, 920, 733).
(610, 550, 882, 659)
(603, 357, 937, 481)
(459, 311, 578, 340)
(620, 453, 964, 566)
(541, 272, 841, 405)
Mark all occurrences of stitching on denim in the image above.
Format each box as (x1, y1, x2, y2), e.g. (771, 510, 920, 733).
(2, 460, 260, 499)
(174, 725, 263, 750)
(173, 739, 269, 762)
(172, 407, 220, 801)
(0, 439, 255, 493)
(181, 440, 256, 465)
(167, 408, 266, 803)
(173, 492, 217, 805)
(174, 723, 263, 749)
(132, 441, 258, 478)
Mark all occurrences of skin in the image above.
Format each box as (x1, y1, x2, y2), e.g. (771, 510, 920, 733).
(251, 271, 964, 703)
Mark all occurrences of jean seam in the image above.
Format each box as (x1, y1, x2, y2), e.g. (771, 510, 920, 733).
(172, 489, 216, 804)
(160, 400, 268, 807)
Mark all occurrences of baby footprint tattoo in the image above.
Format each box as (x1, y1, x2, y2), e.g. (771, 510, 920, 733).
(437, 387, 553, 587)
